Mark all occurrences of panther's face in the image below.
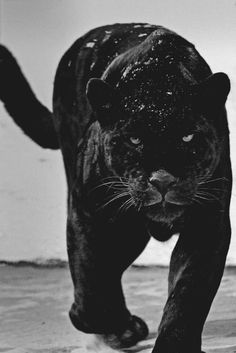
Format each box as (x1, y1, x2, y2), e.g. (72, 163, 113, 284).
(101, 111, 219, 225)
(86, 73, 229, 226)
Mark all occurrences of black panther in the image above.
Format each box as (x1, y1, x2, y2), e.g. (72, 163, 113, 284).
(0, 23, 232, 353)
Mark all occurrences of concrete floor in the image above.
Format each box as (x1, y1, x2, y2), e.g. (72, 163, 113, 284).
(0, 265, 236, 353)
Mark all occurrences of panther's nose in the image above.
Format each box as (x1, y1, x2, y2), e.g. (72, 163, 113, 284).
(149, 169, 176, 193)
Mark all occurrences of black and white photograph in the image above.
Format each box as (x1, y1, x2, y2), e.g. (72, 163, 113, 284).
(0, 1, 236, 352)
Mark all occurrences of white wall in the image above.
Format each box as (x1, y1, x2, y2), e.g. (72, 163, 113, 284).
(0, 0, 236, 265)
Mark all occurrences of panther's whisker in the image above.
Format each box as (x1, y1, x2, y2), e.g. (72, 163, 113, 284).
(191, 196, 205, 205)
(196, 190, 220, 201)
(117, 198, 134, 215)
(198, 187, 225, 192)
(109, 189, 130, 198)
(186, 195, 203, 206)
(99, 181, 127, 186)
(126, 199, 135, 212)
(198, 177, 228, 185)
(113, 196, 134, 217)
(137, 201, 143, 212)
(118, 200, 128, 214)
(101, 176, 129, 183)
(99, 192, 130, 210)
(192, 198, 203, 205)
(198, 191, 224, 199)
(194, 193, 217, 202)
(90, 181, 129, 193)
(97, 181, 128, 188)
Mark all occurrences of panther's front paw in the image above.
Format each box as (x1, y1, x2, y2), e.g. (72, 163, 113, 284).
(152, 332, 204, 353)
(103, 315, 149, 349)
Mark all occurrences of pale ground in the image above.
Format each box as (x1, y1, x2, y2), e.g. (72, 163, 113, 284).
(0, 265, 236, 353)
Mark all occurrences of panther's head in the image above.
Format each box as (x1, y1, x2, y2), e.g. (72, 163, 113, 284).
(86, 72, 230, 227)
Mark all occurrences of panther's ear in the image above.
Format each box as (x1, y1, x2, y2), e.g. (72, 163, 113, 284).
(195, 73, 230, 110)
(86, 78, 116, 113)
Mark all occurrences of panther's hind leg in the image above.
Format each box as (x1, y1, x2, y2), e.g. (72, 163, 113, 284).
(67, 211, 150, 349)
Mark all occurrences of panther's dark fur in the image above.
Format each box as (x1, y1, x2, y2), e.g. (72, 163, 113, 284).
(0, 23, 232, 353)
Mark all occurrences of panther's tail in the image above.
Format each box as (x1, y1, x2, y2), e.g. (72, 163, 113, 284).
(0, 45, 59, 149)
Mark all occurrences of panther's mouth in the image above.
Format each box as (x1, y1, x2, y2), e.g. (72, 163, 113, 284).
(142, 190, 187, 224)
(144, 201, 185, 224)
(143, 190, 189, 207)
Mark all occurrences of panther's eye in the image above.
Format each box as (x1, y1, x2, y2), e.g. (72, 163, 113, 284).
(130, 137, 141, 145)
(182, 134, 194, 142)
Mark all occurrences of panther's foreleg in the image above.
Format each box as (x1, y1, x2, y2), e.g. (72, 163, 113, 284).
(66, 202, 150, 349)
(152, 209, 231, 353)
